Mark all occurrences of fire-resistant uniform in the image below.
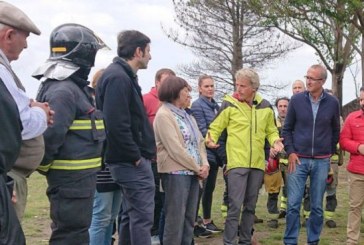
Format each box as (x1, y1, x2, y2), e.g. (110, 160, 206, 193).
(264, 116, 288, 227)
(33, 23, 107, 245)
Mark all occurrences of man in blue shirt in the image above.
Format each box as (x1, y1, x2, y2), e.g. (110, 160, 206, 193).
(282, 64, 340, 245)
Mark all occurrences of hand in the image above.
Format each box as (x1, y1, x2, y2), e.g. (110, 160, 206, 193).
(270, 148, 278, 158)
(198, 165, 209, 179)
(30, 99, 55, 125)
(273, 138, 284, 152)
(358, 144, 364, 155)
(11, 190, 17, 204)
(206, 132, 220, 149)
(287, 153, 300, 173)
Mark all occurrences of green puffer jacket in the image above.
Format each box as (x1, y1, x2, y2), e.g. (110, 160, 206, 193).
(207, 94, 279, 171)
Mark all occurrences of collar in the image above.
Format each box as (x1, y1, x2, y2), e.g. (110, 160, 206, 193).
(308, 90, 324, 103)
(0, 49, 10, 66)
(113, 57, 138, 80)
(149, 87, 158, 98)
(200, 95, 218, 109)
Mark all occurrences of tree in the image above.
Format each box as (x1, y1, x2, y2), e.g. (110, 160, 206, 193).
(249, 0, 360, 107)
(344, 1, 364, 86)
(164, 0, 297, 99)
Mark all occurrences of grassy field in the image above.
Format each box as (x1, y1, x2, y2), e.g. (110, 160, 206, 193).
(22, 162, 363, 245)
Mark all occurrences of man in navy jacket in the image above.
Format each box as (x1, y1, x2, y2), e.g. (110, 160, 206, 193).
(282, 64, 340, 245)
(96, 30, 155, 245)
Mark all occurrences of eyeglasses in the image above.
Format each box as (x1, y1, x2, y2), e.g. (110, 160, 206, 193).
(304, 76, 323, 82)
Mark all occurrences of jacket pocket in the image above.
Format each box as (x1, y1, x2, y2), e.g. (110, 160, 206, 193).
(90, 110, 106, 142)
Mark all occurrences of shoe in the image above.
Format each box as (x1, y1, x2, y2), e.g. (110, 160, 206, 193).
(196, 215, 203, 226)
(302, 218, 308, 227)
(267, 219, 279, 229)
(326, 219, 337, 228)
(203, 220, 223, 233)
(194, 225, 212, 238)
(151, 235, 160, 245)
(278, 210, 286, 219)
(254, 214, 263, 223)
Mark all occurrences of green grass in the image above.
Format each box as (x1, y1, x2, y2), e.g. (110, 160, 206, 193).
(23, 163, 364, 245)
(22, 172, 50, 244)
(196, 161, 361, 245)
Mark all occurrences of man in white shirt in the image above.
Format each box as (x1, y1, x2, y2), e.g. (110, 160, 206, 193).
(0, 0, 53, 227)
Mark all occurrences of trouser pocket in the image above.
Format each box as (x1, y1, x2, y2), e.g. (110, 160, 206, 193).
(51, 188, 94, 230)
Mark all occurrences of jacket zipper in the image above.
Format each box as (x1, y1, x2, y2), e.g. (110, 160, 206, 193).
(311, 120, 315, 156)
(311, 104, 319, 157)
(249, 107, 253, 167)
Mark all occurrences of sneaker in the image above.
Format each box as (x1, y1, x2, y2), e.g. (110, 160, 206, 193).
(254, 214, 263, 224)
(151, 235, 160, 245)
(278, 210, 286, 219)
(203, 220, 223, 233)
(196, 215, 203, 226)
(325, 219, 337, 228)
(194, 225, 212, 238)
(267, 219, 279, 229)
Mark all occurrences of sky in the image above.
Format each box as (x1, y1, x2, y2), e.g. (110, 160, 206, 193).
(6, 0, 360, 104)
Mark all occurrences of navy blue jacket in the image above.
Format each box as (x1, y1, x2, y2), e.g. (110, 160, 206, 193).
(191, 96, 224, 166)
(282, 90, 340, 158)
(96, 57, 156, 164)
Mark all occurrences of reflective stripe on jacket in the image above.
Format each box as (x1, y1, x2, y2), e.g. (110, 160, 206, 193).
(36, 79, 105, 172)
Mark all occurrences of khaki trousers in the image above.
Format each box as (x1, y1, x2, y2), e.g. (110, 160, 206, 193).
(347, 172, 364, 245)
(7, 170, 28, 220)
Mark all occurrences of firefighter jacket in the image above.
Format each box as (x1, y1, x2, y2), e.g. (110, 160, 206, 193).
(36, 77, 105, 173)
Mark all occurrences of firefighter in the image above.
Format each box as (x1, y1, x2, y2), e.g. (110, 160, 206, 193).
(33, 23, 107, 245)
(264, 97, 290, 228)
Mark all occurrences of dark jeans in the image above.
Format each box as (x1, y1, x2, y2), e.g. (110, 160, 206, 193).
(0, 174, 25, 245)
(109, 158, 155, 245)
(202, 162, 219, 219)
(151, 161, 163, 236)
(46, 169, 97, 245)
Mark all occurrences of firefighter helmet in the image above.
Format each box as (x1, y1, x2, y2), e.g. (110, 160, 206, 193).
(49, 23, 107, 68)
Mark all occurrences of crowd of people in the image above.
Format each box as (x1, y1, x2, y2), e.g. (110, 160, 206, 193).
(2, 2, 364, 245)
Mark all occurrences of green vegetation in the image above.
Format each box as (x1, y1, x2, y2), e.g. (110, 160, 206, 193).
(23, 164, 362, 244)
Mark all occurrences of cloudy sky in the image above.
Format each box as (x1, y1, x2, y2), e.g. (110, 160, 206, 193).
(7, 0, 360, 104)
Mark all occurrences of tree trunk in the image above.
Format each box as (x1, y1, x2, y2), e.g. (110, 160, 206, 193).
(231, 2, 244, 88)
(332, 63, 344, 112)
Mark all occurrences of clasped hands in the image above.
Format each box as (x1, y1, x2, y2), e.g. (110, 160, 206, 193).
(30, 99, 55, 125)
